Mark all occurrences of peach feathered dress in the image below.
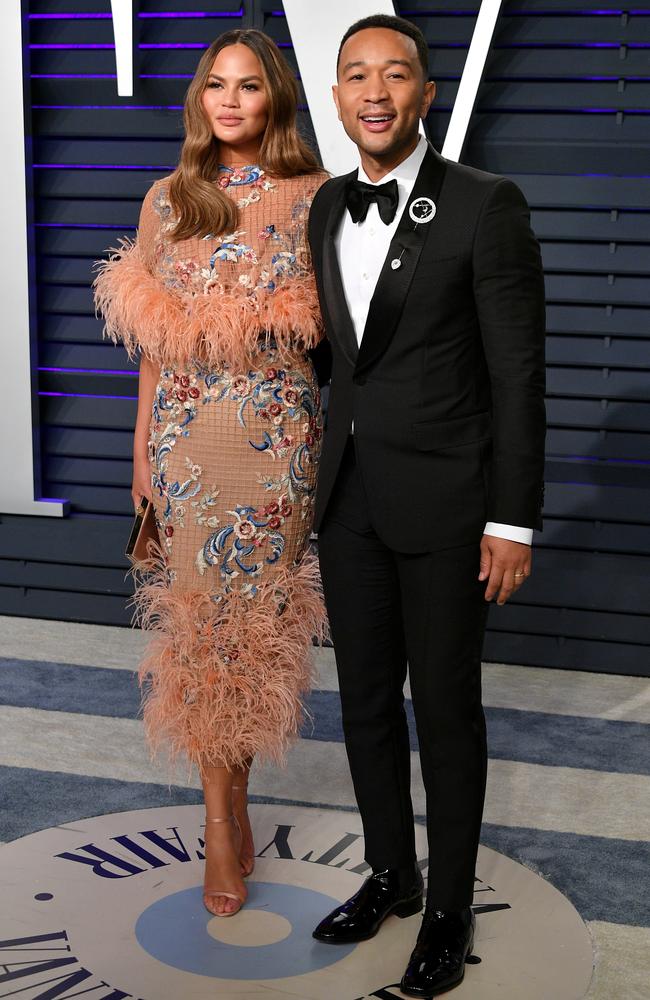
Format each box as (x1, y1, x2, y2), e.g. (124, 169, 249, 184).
(94, 166, 329, 774)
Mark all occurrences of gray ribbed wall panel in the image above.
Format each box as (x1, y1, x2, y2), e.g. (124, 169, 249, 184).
(1, 0, 648, 676)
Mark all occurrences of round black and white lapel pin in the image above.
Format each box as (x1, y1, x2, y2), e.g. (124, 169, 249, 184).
(408, 197, 436, 225)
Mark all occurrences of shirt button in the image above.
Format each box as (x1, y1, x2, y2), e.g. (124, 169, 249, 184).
(362, 272, 369, 280)
(369, 228, 375, 236)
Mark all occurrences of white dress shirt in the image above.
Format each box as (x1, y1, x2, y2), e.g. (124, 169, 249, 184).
(334, 136, 533, 546)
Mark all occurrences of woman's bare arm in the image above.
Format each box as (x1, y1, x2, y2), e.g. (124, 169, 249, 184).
(131, 354, 160, 509)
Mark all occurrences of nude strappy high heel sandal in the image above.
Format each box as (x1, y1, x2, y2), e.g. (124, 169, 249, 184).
(202, 815, 246, 917)
(232, 784, 255, 877)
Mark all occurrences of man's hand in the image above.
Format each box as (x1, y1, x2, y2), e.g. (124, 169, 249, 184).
(478, 535, 531, 605)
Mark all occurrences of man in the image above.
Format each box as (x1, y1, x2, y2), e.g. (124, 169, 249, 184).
(307, 13, 546, 999)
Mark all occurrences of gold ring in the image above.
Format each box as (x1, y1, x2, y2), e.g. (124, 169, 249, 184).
(135, 503, 145, 516)
(514, 571, 526, 578)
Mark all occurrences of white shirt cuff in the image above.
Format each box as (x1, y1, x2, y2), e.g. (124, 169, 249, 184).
(484, 522, 533, 546)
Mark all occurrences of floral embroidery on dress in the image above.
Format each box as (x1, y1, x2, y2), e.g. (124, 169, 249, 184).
(149, 349, 322, 595)
(196, 231, 259, 293)
(290, 197, 311, 224)
(150, 373, 201, 532)
(152, 186, 174, 235)
(271, 251, 297, 279)
(147, 174, 318, 299)
(208, 232, 258, 268)
(201, 359, 322, 464)
(215, 164, 276, 209)
(196, 493, 294, 595)
(192, 486, 221, 529)
(217, 164, 265, 187)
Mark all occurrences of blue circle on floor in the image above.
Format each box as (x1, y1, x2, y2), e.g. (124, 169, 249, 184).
(135, 881, 356, 979)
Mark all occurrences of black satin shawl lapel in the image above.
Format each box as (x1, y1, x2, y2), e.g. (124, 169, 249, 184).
(355, 145, 447, 377)
(321, 173, 359, 367)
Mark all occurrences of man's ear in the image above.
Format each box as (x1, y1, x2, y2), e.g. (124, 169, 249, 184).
(421, 80, 436, 119)
(332, 83, 342, 122)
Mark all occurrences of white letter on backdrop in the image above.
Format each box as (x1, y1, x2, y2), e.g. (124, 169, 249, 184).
(283, 0, 502, 173)
(0, 1, 67, 515)
(110, 0, 134, 98)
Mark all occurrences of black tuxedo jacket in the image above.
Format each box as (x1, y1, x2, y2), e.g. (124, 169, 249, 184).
(308, 143, 546, 553)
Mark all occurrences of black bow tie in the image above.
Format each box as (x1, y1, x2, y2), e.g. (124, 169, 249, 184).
(345, 177, 399, 226)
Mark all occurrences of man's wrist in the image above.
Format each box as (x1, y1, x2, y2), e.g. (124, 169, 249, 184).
(484, 522, 533, 546)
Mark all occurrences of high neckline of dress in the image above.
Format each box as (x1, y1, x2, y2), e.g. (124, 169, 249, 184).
(217, 164, 264, 187)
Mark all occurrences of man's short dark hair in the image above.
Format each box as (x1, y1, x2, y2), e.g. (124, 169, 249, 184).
(337, 14, 429, 80)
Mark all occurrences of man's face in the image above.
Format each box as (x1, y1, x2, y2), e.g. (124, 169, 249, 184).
(333, 27, 435, 161)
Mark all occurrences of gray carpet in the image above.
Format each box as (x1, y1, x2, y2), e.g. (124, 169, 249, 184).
(1, 615, 649, 998)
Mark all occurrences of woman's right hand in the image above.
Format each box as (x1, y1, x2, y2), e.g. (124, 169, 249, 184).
(131, 452, 153, 512)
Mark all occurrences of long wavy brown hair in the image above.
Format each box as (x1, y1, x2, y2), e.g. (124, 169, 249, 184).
(168, 29, 321, 241)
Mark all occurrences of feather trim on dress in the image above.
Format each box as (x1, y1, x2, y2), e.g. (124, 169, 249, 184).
(93, 240, 323, 372)
(130, 541, 328, 777)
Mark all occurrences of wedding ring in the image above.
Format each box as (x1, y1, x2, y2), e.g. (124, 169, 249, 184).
(514, 571, 526, 578)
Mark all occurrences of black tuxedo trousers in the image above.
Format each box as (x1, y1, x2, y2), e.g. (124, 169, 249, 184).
(319, 438, 489, 910)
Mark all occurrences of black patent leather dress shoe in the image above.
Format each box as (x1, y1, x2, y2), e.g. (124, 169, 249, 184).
(400, 906, 475, 997)
(312, 866, 424, 944)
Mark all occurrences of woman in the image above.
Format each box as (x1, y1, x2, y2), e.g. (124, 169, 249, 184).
(94, 30, 328, 918)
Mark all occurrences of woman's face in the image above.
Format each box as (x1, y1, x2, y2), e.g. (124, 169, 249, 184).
(202, 43, 269, 154)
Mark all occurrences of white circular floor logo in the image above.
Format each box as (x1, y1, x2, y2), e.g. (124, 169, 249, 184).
(0, 803, 592, 999)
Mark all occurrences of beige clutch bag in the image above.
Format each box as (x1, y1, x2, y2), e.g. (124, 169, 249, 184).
(125, 497, 160, 564)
